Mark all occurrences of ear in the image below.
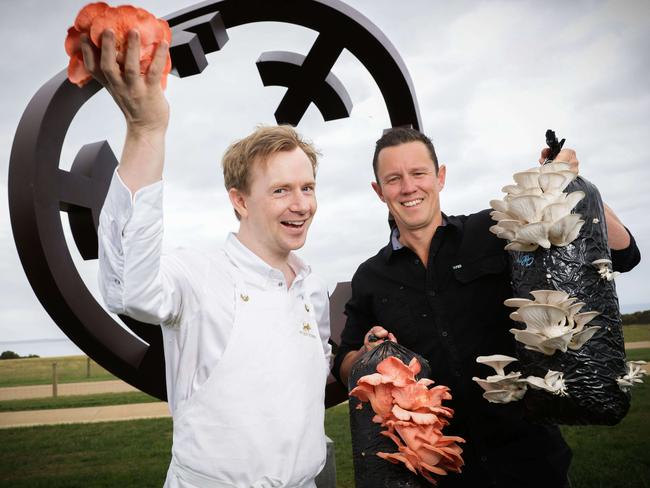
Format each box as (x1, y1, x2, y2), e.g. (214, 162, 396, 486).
(228, 187, 248, 219)
(437, 164, 447, 192)
(371, 181, 385, 203)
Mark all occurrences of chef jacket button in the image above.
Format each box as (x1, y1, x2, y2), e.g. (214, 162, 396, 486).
(305, 304, 310, 312)
(381, 297, 388, 303)
(278, 282, 283, 287)
(114, 278, 121, 285)
(481, 455, 488, 463)
(413, 258, 420, 265)
(441, 331, 448, 337)
(421, 313, 428, 318)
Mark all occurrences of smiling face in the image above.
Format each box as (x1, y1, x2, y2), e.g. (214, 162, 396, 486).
(372, 141, 446, 236)
(229, 146, 317, 263)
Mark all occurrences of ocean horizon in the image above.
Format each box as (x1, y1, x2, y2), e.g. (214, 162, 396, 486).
(0, 338, 84, 358)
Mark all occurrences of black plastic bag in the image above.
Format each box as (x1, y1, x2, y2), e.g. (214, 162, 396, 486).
(348, 341, 431, 487)
(509, 174, 630, 425)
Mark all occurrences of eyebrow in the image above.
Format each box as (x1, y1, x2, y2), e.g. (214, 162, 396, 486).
(269, 179, 316, 187)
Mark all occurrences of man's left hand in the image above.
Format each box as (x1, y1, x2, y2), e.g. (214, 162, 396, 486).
(539, 147, 579, 175)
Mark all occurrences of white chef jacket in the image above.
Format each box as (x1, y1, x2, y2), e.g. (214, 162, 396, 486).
(98, 171, 332, 487)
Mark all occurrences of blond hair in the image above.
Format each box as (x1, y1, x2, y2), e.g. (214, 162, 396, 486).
(222, 125, 319, 195)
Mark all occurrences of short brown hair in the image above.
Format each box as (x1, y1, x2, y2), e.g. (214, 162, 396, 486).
(372, 127, 439, 181)
(222, 125, 319, 194)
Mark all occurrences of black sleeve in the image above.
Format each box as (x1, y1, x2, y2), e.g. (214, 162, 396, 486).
(331, 265, 375, 385)
(611, 227, 641, 273)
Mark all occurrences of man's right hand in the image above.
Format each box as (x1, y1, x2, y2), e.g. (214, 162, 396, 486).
(80, 29, 170, 134)
(80, 29, 170, 194)
(363, 326, 397, 352)
(339, 326, 397, 386)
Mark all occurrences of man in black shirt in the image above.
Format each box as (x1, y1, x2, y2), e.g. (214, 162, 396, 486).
(332, 127, 641, 487)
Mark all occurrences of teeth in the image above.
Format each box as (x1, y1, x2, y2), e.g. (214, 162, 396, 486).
(402, 199, 423, 207)
(282, 220, 305, 227)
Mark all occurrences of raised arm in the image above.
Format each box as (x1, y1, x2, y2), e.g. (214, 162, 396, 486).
(87, 29, 202, 325)
(80, 29, 169, 192)
(540, 148, 634, 251)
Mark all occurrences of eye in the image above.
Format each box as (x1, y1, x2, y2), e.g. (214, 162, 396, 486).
(385, 175, 399, 184)
(302, 184, 315, 193)
(273, 187, 288, 195)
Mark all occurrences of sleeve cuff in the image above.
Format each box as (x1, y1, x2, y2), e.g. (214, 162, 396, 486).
(611, 227, 641, 273)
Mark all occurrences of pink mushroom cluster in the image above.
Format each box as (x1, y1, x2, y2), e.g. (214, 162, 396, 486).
(65, 2, 172, 89)
(350, 356, 465, 485)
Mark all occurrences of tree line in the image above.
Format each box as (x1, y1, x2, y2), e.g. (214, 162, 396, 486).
(622, 310, 650, 326)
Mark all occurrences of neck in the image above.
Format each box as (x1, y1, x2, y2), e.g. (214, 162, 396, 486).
(236, 227, 295, 286)
(397, 213, 443, 265)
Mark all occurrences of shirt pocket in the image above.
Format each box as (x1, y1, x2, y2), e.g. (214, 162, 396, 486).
(450, 252, 512, 343)
(453, 253, 508, 284)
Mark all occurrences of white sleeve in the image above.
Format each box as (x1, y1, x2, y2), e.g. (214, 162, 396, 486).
(98, 170, 198, 326)
(309, 275, 332, 364)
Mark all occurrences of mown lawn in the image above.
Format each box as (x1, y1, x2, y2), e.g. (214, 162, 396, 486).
(0, 391, 158, 412)
(626, 348, 650, 362)
(1, 382, 648, 487)
(0, 355, 115, 387)
(623, 324, 650, 343)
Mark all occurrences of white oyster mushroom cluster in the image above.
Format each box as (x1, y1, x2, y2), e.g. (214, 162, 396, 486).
(592, 258, 620, 282)
(489, 162, 585, 252)
(617, 361, 648, 391)
(505, 290, 600, 355)
(472, 355, 568, 404)
(525, 370, 568, 397)
(472, 355, 527, 404)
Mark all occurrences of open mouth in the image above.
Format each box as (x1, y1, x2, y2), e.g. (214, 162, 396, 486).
(281, 220, 307, 229)
(402, 198, 423, 208)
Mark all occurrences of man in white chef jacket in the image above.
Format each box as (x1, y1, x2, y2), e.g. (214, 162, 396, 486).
(83, 30, 331, 487)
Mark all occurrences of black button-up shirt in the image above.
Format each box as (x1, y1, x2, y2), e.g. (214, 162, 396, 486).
(333, 209, 640, 488)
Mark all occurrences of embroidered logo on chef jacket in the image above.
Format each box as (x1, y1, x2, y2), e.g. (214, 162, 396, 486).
(300, 321, 317, 338)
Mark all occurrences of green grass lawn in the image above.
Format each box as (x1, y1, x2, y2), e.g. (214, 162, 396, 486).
(623, 324, 650, 343)
(626, 348, 650, 362)
(0, 418, 172, 488)
(0, 355, 115, 387)
(561, 380, 650, 488)
(1, 382, 648, 487)
(0, 391, 158, 412)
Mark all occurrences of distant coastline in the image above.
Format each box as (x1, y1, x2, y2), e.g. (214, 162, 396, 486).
(0, 338, 83, 358)
(620, 303, 650, 314)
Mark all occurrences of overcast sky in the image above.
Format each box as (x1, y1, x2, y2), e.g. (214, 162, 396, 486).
(1, 0, 648, 355)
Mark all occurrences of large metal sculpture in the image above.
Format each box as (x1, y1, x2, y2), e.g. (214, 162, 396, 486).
(9, 0, 421, 406)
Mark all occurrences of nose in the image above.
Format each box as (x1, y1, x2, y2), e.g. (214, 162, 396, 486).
(289, 190, 312, 214)
(400, 174, 417, 194)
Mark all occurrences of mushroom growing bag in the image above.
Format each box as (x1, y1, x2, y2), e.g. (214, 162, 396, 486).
(348, 341, 464, 487)
(506, 170, 630, 424)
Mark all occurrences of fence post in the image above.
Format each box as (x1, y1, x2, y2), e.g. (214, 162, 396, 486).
(52, 362, 58, 398)
(86, 356, 91, 378)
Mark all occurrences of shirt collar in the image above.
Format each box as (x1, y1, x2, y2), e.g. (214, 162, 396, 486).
(382, 213, 454, 261)
(223, 233, 311, 289)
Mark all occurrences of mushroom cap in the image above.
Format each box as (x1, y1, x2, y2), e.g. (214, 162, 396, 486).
(568, 326, 600, 350)
(511, 303, 568, 330)
(476, 354, 518, 376)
